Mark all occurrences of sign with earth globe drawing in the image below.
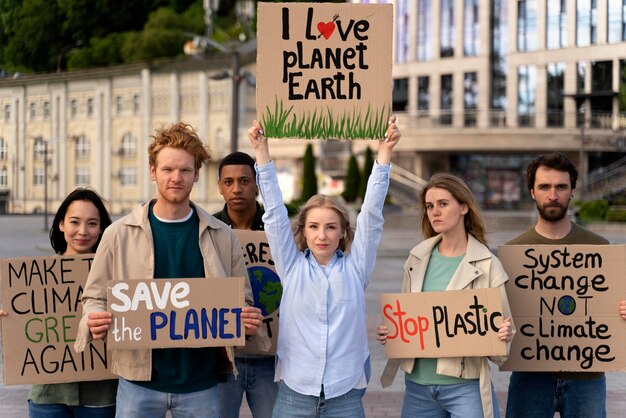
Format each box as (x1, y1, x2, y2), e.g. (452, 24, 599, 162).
(235, 230, 283, 355)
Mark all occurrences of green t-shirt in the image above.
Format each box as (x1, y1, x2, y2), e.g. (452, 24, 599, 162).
(406, 245, 472, 386)
(132, 205, 219, 394)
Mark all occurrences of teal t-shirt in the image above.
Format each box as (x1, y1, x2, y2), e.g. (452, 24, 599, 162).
(406, 245, 473, 386)
(133, 205, 219, 394)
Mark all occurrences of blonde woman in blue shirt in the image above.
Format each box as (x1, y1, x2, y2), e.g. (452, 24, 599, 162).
(247, 117, 400, 418)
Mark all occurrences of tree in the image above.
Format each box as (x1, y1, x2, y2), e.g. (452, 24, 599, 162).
(300, 144, 317, 201)
(358, 146, 374, 200)
(342, 154, 361, 203)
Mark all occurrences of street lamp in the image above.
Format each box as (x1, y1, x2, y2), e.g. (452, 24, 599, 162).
(184, 34, 256, 153)
(56, 40, 83, 73)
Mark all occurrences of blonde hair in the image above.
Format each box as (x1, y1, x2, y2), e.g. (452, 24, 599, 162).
(148, 122, 211, 170)
(419, 173, 487, 247)
(291, 194, 355, 252)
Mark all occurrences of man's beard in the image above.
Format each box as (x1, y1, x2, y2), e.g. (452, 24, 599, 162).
(537, 201, 568, 222)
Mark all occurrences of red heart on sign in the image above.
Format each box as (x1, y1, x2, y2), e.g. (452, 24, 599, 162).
(317, 21, 335, 40)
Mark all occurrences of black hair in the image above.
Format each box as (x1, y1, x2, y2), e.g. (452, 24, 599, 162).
(218, 151, 256, 179)
(49, 188, 112, 254)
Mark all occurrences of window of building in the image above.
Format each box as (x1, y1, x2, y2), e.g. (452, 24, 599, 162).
(120, 167, 137, 186)
(417, 0, 433, 61)
(33, 167, 45, 187)
(577, 0, 597, 46)
(87, 98, 94, 117)
(392, 78, 409, 111)
(29, 102, 36, 119)
(115, 96, 122, 114)
(463, 0, 479, 56)
(518, 0, 538, 51)
(0, 167, 7, 188)
(440, 74, 453, 125)
(75, 135, 90, 159)
(133, 95, 140, 114)
(464, 72, 478, 126)
(3, 104, 10, 122)
(547, 63, 565, 127)
(440, 0, 455, 57)
(518, 65, 537, 126)
(34, 137, 46, 160)
(418, 76, 430, 112)
(608, 0, 626, 43)
(577, 62, 586, 94)
(75, 167, 90, 186)
(121, 133, 137, 158)
(547, 0, 567, 49)
(43, 101, 50, 119)
(620, 60, 626, 113)
(490, 0, 508, 126)
(70, 99, 77, 118)
(395, 0, 409, 63)
(590, 60, 613, 127)
(0, 138, 6, 161)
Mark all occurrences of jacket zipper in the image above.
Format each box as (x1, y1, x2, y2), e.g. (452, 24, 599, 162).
(459, 359, 465, 377)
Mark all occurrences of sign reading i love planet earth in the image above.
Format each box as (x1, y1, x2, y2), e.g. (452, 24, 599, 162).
(256, 2, 392, 140)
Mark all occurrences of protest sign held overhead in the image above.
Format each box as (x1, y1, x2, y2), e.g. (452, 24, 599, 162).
(234, 230, 281, 355)
(0, 255, 115, 385)
(499, 244, 626, 372)
(380, 288, 507, 359)
(106, 277, 245, 349)
(256, 2, 392, 140)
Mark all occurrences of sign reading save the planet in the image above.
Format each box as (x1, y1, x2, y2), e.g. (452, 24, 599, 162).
(106, 277, 245, 349)
(256, 2, 392, 140)
(234, 230, 281, 355)
(499, 245, 626, 372)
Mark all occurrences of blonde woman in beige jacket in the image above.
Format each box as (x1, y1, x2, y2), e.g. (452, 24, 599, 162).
(378, 173, 514, 418)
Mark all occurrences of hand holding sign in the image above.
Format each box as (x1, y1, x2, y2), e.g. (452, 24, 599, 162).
(241, 306, 263, 335)
(620, 300, 626, 320)
(87, 311, 112, 340)
(499, 317, 513, 342)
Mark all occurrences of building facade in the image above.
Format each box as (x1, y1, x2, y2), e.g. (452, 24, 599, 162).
(2, 1, 626, 215)
(377, 0, 626, 208)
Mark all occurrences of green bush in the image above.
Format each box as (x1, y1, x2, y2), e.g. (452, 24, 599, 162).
(284, 201, 301, 218)
(606, 209, 626, 222)
(578, 200, 609, 222)
(358, 147, 374, 200)
(300, 144, 318, 201)
(342, 154, 361, 203)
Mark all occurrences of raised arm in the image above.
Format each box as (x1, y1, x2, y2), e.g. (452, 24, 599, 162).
(377, 114, 401, 166)
(248, 120, 270, 165)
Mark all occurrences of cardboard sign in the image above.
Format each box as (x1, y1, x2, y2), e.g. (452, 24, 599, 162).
(106, 277, 245, 349)
(499, 245, 626, 372)
(257, 2, 392, 140)
(380, 288, 507, 359)
(0, 255, 115, 385)
(234, 230, 281, 355)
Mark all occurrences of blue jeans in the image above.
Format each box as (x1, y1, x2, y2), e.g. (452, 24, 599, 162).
(28, 401, 115, 418)
(272, 381, 365, 418)
(115, 377, 220, 418)
(219, 356, 278, 418)
(401, 380, 500, 418)
(505, 372, 606, 418)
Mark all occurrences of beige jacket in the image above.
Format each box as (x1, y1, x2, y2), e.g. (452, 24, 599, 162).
(74, 201, 268, 381)
(380, 234, 514, 418)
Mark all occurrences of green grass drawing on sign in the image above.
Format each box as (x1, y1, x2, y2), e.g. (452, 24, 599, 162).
(262, 97, 390, 140)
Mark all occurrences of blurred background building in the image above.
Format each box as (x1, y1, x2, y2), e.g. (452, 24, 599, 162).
(0, 0, 625, 215)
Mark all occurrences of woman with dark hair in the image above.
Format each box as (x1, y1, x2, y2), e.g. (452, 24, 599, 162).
(1, 188, 117, 417)
(378, 173, 514, 418)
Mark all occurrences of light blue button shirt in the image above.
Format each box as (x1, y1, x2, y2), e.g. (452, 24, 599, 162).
(256, 160, 390, 399)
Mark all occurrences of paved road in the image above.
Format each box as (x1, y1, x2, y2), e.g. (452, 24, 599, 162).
(0, 212, 625, 417)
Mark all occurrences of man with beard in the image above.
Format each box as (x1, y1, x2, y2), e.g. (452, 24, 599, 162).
(505, 152, 626, 418)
